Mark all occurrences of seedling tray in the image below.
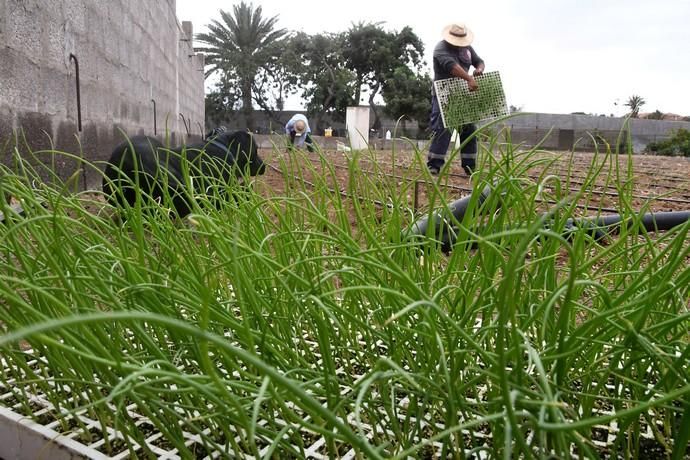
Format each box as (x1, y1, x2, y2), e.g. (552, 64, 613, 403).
(434, 71, 509, 127)
(0, 342, 684, 459)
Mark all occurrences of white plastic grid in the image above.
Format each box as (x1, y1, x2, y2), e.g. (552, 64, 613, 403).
(0, 344, 680, 459)
(434, 71, 509, 127)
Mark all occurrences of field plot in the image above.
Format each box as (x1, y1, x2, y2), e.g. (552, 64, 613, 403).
(1, 137, 689, 459)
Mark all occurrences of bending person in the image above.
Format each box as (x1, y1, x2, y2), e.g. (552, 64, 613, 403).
(285, 114, 314, 152)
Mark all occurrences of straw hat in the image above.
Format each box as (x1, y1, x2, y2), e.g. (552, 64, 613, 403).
(442, 23, 474, 47)
(294, 119, 306, 136)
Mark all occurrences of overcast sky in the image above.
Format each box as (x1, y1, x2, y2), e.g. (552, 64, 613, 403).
(176, 0, 690, 117)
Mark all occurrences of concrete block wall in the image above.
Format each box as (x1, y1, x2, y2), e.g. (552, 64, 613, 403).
(0, 0, 205, 188)
(495, 113, 690, 153)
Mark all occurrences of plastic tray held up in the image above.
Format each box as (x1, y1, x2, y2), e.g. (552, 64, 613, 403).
(434, 71, 509, 127)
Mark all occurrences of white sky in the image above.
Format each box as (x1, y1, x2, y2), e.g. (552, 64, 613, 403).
(176, 0, 690, 117)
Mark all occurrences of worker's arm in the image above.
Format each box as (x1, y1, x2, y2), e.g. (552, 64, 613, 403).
(473, 61, 485, 76)
(470, 47, 485, 77)
(450, 64, 479, 91)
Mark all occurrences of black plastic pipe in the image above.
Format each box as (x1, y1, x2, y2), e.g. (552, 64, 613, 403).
(69, 53, 82, 132)
(404, 185, 493, 251)
(404, 185, 690, 251)
(563, 211, 690, 241)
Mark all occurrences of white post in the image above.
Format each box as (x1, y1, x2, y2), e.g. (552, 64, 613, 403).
(346, 106, 370, 150)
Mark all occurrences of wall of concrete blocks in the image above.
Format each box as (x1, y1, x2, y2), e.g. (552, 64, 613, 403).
(0, 0, 205, 188)
(494, 113, 690, 153)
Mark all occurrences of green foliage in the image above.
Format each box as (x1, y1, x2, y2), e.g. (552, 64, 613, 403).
(646, 109, 664, 120)
(625, 94, 646, 118)
(646, 128, 690, 156)
(1, 138, 689, 458)
(381, 66, 432, 134)
(252, 33, 304, 118)
(195, 2, 287, 130)
(292, 32, 356, 130)
(342, 22, 425, 128)
(197, 13, 429, 131)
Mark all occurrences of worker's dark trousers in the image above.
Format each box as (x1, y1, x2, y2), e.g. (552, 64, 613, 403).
(427, 94, 477, 173)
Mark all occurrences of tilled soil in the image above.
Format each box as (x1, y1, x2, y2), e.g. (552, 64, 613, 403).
(256, 148, 690, 215)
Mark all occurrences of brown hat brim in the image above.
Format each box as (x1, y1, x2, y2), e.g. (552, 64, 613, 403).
(442, 24, 474, 47)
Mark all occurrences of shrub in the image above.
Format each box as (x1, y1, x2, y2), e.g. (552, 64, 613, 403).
(646, 128, 690, 156)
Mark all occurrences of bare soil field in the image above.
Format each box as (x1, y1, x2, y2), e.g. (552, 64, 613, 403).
(256, 148, 690, 215)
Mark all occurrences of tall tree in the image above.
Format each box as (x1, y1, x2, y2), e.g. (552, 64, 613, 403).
(381, 66, 431, 136)
(196, 2, 287, 131)
(295, 32, 356, 132)
(625, 94, 646, 118)
(342, 23, 425, 130)
(252, 34, 304, 126)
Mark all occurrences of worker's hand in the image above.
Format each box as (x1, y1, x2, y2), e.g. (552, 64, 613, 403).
(473, 68, 484, 77)
(467, 76, 479, 92)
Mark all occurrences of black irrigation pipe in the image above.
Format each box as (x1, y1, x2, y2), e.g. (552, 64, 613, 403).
(0, 204, 26, 224)
(403, 185, 690, 252)
(404, 185, 493, 251)
(562, 211, 690, 242)
(69, 53, 82, 132)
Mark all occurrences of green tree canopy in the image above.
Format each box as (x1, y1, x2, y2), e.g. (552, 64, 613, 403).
(293, 32, 356, 132)
(342, 22, 425, 130)
(625, 94, 646, 118)
(252, 33, 305, 124)
(381, 66, 431, 136)
(196, 2, 287, 130)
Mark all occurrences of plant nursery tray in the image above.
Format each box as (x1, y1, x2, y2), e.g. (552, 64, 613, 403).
(0, 343, 684, 459)
(434, 71, 509, 127)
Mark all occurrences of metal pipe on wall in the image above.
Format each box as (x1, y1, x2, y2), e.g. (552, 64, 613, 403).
(69, 54, 82, 132)
(179, 113, 190, 137)
(151, 99, 157, 135)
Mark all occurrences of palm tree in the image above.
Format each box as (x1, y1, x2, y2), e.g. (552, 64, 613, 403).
(196, 2, 287, 131)
(625, 94, 646, 118)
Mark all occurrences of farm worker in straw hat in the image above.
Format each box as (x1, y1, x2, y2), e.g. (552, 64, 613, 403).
(285, 113, 314, 152)
(427, 23, 485, 175)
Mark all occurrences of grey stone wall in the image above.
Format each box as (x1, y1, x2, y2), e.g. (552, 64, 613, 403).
(0, 0, 204, 188)
(495, 113, 690, 153)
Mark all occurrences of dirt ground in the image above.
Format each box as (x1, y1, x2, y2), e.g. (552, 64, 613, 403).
(256, 148, 690, 216)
